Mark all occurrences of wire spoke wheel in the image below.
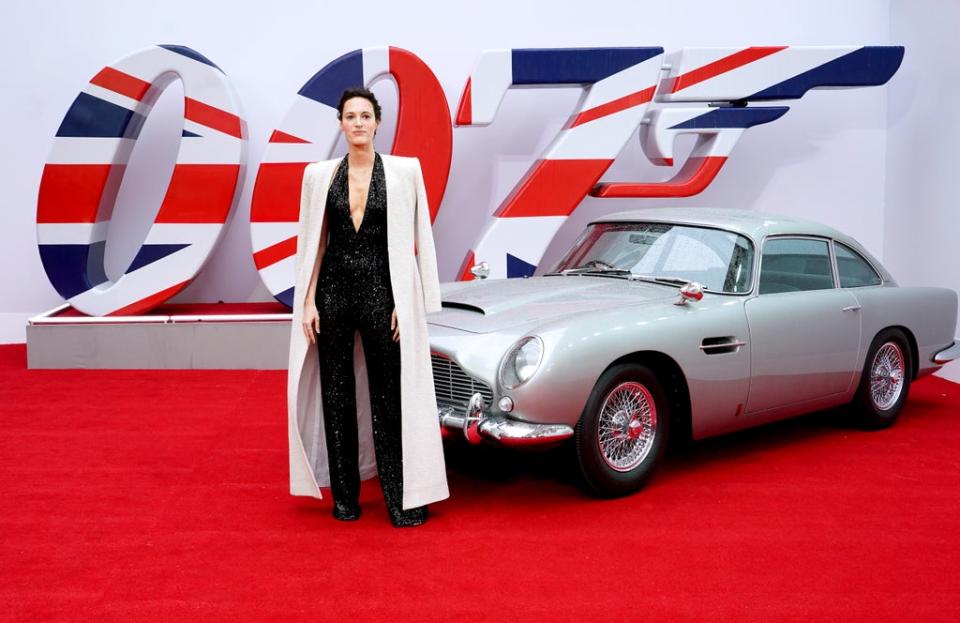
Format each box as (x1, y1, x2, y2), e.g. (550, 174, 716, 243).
(576, 363, 669, 497)
(870, 342, 905, 411)
(852, 329, 913, 430)
(597, 381, 657, 472)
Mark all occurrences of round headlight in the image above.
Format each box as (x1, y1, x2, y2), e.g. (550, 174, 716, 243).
(499, 336, 543, 389)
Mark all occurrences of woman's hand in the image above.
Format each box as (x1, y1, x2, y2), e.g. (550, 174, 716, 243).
(391, 307, 399, 342)
(303, 304, 320, 345)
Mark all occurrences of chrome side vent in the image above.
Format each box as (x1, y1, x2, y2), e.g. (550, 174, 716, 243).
(699, 336, 746, 355)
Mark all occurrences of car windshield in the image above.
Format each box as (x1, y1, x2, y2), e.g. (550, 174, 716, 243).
(548, 222, 755, 294)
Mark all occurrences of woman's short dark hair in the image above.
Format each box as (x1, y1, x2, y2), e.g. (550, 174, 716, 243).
(337, 87, 382, 121)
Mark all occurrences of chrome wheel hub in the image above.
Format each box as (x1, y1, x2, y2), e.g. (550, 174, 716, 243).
(597, 382, 657, 472)
(870, 342, 905, 411)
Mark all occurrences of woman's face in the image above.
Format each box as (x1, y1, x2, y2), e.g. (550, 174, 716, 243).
(340, 97, 379, 148)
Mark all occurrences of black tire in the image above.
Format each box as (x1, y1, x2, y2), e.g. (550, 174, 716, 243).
(851, 328, 913, 430)
(574, 363, 669, 497)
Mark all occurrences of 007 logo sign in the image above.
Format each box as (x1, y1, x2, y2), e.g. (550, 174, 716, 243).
(37, 43, 903, 316)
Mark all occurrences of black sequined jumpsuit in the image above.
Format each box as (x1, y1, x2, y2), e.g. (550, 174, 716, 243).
(315, 153, 426, 525)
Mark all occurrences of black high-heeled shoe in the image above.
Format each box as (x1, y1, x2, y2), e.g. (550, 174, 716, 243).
(389, 505, 428, 528)
(332, 500, 361, 521)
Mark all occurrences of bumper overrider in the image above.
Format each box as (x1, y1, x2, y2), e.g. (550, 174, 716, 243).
(933, 339, 960, 365)
(437, 393, 574, 447)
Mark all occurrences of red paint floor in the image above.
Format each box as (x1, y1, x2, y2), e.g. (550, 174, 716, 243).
(1, 343, 959, 621)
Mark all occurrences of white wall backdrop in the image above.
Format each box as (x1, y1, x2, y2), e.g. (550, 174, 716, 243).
(2, 0, 954, 382)
(884, 0, 960, 381)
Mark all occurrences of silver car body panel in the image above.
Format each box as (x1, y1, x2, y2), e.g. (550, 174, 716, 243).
(428, 209, 958, 443)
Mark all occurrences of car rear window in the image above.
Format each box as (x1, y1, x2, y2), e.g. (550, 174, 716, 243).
(835, 242, 882, 288)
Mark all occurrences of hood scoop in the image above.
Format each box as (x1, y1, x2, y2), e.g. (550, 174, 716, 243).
(441, 301, 485, 315)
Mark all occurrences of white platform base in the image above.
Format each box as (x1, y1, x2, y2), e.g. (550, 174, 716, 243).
(26, 305, 292, 369)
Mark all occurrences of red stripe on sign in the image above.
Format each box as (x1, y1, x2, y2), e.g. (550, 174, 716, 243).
(570, 86, 655, 128)
(670, 47, 788, 93)
(37, 164, 114, 223)
(250, 162, 311, 223)
(269, 129, 309, 143)
(108, 280, 191, 316)
(253, 235, 297, 270)
(455, 78, 472, 126)
(184, 97, 243, 138)
(388, 47, 454, 222)
(90, 66, 151, 101)
(457, 250, 476, 282)
(495, 159, 614, 218)
(591, 156, 727, 198)
(154, 164, 241, 223)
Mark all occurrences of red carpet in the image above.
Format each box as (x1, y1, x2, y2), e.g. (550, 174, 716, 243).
(2, 342, 959, 621)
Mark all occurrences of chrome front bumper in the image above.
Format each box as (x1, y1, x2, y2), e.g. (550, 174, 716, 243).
(933, 339, 960, 365)
(438, 393, 574, 447)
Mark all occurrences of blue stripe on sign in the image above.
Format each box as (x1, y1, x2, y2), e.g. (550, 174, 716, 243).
(86, 240, 108, 286)
(506, 253, 537, 278)
(669, 106, 790, 129)
(56, 93, 142, 138)
(511, 47, 663, 85)
(298, 49, 364, 108)
(38, 242, 109, 299)
(126, 244, 190, 274)
(747, 46, 905, 100)
(182, 129, 201, 137)
(158, 44, 223, 71)
(276, 286, 295, 309)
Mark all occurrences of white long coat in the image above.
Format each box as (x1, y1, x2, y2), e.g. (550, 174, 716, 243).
(287, 154, 449, 509)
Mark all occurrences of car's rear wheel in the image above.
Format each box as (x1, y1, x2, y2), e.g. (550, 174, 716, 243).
(574, 363, 669, 497)
(852, 328, 912, 429)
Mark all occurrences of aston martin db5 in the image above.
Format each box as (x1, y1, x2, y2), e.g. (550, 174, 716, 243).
(429, 208, 960, 496)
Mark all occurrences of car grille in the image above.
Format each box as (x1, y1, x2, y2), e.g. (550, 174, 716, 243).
(431, 353, 494, 415)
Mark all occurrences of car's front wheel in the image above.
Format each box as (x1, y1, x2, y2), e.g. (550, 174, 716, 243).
(852, 328, 913, 429)
(574, 363, 669, 497)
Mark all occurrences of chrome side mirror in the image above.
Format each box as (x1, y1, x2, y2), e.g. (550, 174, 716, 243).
(674, 281, 704, 306)
(470, 261, 490, 280)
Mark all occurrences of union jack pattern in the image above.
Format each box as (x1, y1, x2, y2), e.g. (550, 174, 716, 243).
(249, 47, 451, 308)
(36, 44, 246, 316)
(454, 48, 664, 281)
(593, 45, 904, 199)
(457, 46, 904, 280)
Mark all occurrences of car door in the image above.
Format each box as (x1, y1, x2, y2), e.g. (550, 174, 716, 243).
(744, 236, 861, 414)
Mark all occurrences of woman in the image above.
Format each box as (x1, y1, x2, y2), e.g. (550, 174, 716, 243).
(287, 87, 448, 527)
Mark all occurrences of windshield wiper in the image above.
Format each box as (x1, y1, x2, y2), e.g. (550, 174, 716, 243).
(631, 275, 708, 289)
(544, 267, 633, 278)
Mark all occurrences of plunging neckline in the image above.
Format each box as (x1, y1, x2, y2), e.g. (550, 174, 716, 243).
(345, 154, 375, 236)
(350, 192, 368, 236)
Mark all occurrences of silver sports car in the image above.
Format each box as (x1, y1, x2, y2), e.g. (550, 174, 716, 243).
(429, 208, 960, 496)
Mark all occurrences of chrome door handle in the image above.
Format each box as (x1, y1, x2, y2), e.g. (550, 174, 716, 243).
(842, 305, 862, 312)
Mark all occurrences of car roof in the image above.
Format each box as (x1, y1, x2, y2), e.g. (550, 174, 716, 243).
(589, 207, 895, 283)
(591, 207, 847, 242)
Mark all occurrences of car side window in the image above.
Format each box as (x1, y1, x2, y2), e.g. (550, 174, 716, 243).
(835, 242, 882, 288)
(758, 238, 835, 294)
